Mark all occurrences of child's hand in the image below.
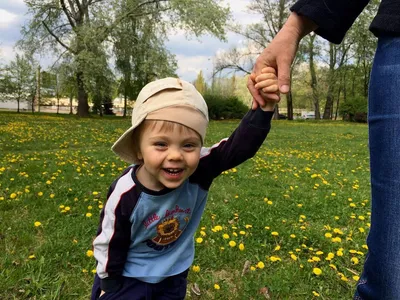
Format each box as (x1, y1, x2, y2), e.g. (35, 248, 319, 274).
(253, 67, 279, 111)
(255, 67, 279, 94)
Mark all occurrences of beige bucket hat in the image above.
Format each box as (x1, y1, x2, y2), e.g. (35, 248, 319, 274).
(112, 77, 209, 164)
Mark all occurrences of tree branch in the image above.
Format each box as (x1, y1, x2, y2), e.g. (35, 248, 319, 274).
(42, 21, 76, 54)
(60, 0, 77, 28)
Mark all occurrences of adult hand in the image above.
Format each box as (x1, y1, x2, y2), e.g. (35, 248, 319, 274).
(248, 12, 317, 109)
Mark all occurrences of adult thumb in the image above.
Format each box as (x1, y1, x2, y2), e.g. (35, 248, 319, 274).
(277, 60, 291, 94)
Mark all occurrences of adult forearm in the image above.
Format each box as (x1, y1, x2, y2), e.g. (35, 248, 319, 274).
(282, 12, 318, 42)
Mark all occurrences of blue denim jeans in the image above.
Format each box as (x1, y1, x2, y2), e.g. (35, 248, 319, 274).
(355, 36, 400, 299)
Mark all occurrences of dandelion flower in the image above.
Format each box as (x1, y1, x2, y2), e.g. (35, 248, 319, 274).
(271, 231, 279, 236)
(34, 221, 42, 227)
(222, 234, 229, 239)
(86, 250, 94, 257)
(229, 241, 236, 247)
(239, 243, 245, 251)
(257, 261, 265, 269)
(351, 257, 359, 265)
(196, 237, 203, 244)
(192, 265, 200, 272)
(313, 268, 322, 276)
(10, 193, 17, 199)
(214, 284, 220, 290)
(312, 291, 320, 297)
(270, 256, 281, 262)
(28, 254, 36, 259)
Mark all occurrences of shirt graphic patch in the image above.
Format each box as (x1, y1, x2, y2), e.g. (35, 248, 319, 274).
(143, 205, 191, 251)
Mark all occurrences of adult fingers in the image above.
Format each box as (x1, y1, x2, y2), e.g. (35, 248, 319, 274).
(276, 57, 291, 94)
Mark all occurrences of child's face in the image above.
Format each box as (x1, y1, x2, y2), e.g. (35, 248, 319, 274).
(136, 121, 202, 191)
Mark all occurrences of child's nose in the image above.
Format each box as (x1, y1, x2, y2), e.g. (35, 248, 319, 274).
(167, 148, 183, 161)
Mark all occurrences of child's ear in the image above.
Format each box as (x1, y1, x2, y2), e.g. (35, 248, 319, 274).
(137, 151, 143, 160)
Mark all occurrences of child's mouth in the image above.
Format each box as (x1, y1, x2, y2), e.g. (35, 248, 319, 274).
(163, 168, 183, 175)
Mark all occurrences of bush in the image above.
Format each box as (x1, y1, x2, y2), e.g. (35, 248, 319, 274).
(203, 93, 248, 120)
(340, 96, 367, 123)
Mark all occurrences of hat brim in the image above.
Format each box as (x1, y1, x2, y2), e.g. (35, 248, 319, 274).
(112, 114, 146, 164)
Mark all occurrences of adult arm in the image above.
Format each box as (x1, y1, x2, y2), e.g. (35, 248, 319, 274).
(249, 0, 370, 108)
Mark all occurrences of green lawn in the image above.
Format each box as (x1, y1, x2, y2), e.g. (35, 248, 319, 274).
(0, 112, 370, 299)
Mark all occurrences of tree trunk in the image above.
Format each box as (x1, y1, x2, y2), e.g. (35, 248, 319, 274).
(309, 35, 320, 120)
(37, 65, 41, 113)
(77, 72, 89, 117)
(69, 93, 73, 114)
(17, 98, 20, 113)
(335, 85, 342, 121)
(286, 92, 293, 120)
(124, 93, 127, 117)
(273, 105, 279, 120)
(323, 84, 334, 119)
(57, 95, 60, 114)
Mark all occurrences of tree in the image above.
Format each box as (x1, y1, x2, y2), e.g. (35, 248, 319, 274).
(214, 0, 299, 119)
(194, 71, 207, 95)
(20, 0, 230, 117)
(6, 54, 36, 113)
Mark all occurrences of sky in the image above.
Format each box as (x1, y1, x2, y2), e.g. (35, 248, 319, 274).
(0, 0, 264, 83)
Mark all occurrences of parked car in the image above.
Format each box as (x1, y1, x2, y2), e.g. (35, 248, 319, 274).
(278, 114, 287, 120)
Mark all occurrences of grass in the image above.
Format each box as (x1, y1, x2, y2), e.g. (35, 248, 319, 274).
(0, 112, 370, 299)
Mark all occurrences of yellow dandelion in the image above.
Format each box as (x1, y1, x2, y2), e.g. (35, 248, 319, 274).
(329, 264, 337, 270)
(353, 275, 360, 281)
(28, 254, 36, 259)
(313, 268, 322, 276)
(312, 291, 320, 297)
(351, 257, 359, 265)
(291, 254, 297, 261)
(86, 250, 94, 257)
(38, 192, 43, 196)
(270, 256, 281, 262)
(214, 284, 220, 290)
(229, 241, 236, 247)
(192, 265, 200, 272)
(222, 234, 229, 239)
(271, 231, 279, 236)
(239, 243, 245, 251)
(257, 261, 265, 269)
(34, 221, 42, 227)
(86, 213, 92, 217)
(196, 237, 203, 244)
(10, 193, 17, 199)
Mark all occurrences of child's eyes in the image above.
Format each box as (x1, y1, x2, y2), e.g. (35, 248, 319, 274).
(154, 142, 167, 148)
(183, 143, 199, 150)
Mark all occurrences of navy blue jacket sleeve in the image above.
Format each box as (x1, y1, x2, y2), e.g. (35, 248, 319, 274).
(291, 0, 370, 44)
(93, 167, 139, 293)
(191, 108, 274, 190)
